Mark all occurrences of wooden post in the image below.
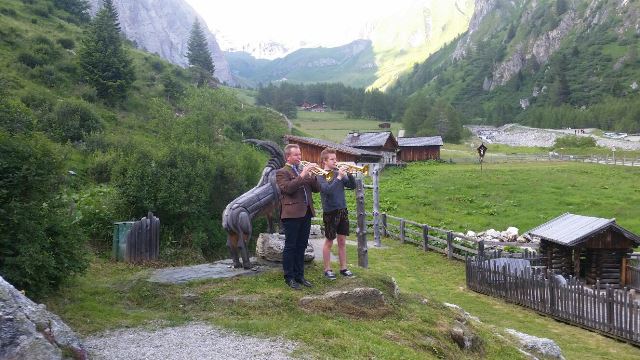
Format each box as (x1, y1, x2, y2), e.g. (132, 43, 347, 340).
(422, 225, 429, 252)
(621, 257, 627, 287)
(399, 219, 405, 244)
(478, 240, 485, 259)
(372, 164, 381, 247)
(355, 177, 368, 268)
(381, 213, 388, 237)
(447, 231, 453, 259)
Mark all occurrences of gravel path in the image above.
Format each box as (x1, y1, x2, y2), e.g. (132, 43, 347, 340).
(84, 323, 299, 360)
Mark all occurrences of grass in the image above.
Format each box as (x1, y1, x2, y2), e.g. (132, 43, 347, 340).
(293, 110, 403, 143)
(44, 160, 640, 359)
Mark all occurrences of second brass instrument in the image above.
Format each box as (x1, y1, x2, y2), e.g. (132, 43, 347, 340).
(300, 161, 333, 181)
(336, 162, 369, 176)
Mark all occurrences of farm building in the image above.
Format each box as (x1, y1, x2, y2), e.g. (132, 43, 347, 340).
(397, 136, 443, 161)
(342, 131, 398, 165)
(527, 213, 640, 286)
(283, 135, 382, 164)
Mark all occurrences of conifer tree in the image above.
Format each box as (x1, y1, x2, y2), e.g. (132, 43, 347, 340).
(187, 19, 215, 85)
(78, 0, 134, 103)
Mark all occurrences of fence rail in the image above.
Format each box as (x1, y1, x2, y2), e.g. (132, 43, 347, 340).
(466, 257, 640, 345)
(445, 153, 640, 167)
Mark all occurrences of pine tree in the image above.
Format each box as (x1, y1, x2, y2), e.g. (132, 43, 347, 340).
(78, 0, 134, 103)
(187, 19, 215, 86)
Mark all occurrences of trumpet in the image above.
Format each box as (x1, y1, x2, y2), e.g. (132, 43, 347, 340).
(300, 161, 333, 181)
(336, 162, 369, 176)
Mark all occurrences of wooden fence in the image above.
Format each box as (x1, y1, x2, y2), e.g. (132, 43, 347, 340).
(446, 153, 640, 167)
(112, 212, 160, 263)
(626, 254, 640, 290)
(466, 256, 640, 345)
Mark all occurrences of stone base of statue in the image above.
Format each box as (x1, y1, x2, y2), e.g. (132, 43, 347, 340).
(256, 233, 315, 262)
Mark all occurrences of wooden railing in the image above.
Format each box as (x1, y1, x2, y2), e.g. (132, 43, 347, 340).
(466, 257, 640, 345)
(446, 153, 640, 167)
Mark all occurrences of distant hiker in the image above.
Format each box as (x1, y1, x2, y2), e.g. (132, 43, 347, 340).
(317, 148, 356, 280)
(276, 144, 320, 290)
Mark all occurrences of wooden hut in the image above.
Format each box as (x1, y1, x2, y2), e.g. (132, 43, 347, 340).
(283, 135, 382, 164)
(342, 131, 398, 165)
(397, 136, 443, 162)
(527, 213, 640, 286)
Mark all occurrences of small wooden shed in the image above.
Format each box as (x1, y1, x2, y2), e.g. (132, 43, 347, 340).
(397, 136, 443, 162)
(284, 135, 382, 164)
(342, 131, 398, 165)
(527, 213, 640, 286)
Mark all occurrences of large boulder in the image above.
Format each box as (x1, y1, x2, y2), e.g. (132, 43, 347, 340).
(505, 328, 565, 359)
(0, 276, 87, 360)
(255, 233, 314, 262)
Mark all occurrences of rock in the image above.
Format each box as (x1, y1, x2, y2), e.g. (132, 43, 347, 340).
(485, 229, 503, 240)
(256, 233, 314, 262)
(443, 303, 481, 323)
(505, 328, 565, 360)
(501, 227, 519, 242)
(0, 276, 87, 360)
(449, 320, 483, 352)
(516, 236, 528, 243)
(309, 224, 323, 238)
(391, 277, 400, 299)
(299, 288, 390, 318)
(465, 230, 477, 238)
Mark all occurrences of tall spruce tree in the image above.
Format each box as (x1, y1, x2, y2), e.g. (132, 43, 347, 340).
(78, 0, 134, 103)
(187, 19, 215, 86)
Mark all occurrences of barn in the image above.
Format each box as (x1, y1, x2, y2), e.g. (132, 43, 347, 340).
(283, 135, 382, 164)
(397, 136, 443, 161)
(527, 213, 640, 286)
(342, 131, 398, 165)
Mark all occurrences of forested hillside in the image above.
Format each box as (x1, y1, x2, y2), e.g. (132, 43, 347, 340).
(389, 0, 640, 133)
(0, 0, 287, 298)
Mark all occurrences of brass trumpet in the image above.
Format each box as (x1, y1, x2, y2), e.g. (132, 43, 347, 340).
(300, 161, 333, 181)
(336, 162, 369, 176)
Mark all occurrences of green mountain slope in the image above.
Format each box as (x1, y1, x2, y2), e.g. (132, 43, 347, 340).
(389, 0, 640, 132)
(0, 0, 287, 295)
(226, 1, 475, 89)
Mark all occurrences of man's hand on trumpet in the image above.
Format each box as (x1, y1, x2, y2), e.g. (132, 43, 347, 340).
(300, 161, 319, 178)
(335, 165, 348, 180)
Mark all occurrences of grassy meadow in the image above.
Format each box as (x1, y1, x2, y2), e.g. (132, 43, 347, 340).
(293, 110, 403, 143)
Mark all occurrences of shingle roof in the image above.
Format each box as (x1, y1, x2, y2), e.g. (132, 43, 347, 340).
(284, 135, 381, 158)
(398, 136, 444, 147)
(526, 213, 640, 246)
(342, 131, 395, 147)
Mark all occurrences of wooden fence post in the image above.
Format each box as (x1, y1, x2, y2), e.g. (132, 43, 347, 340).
(399, 219, 405, 244)
(372, 164, 381, 247)
(478, 240, 485, 259)
(355, 177, 368, 268)
(622, 257, 627, 287)
(381, 213, 388, 237)
(422, 225, 429, 252)
(447, 231, 453, 260)
(607, 284, 614, 332)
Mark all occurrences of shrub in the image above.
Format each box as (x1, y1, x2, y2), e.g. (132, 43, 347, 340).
(0, 132, 88, 298)
(0, 98, 35, 134)
(554, 135, 597, 148)
(0, 7, 18, 17)
(42, 99, 103, 142)
(31, 64, 65, 87)
(56, 37, 75, 49)
(72, 185, 123, 251)
(17, 51, 43, 68)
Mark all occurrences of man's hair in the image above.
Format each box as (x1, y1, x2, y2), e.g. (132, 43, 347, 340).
(320, 147, 337, 162)
(284, 143, 300, 158)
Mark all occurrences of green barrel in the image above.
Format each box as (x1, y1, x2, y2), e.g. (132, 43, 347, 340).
(112, 221, 134, 261)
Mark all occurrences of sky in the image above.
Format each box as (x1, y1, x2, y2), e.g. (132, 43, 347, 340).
(185, 0, 423, 49)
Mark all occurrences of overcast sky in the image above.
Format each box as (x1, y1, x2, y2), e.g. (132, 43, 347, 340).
(185, 0, 423, 48)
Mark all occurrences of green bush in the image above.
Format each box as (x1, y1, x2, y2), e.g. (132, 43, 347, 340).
(0, 98, 34, 134)
(56, 37, 75, 49)
(17, 51, 43, 68)
(554, 135, 597, 148)
(31, 64, 65, 87)
(71, 185, 123, 251)
(0, 131, 88, 298)
(42, 99, 103, 142)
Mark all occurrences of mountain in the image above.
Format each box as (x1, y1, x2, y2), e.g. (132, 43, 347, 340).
(225, 0, 475, 89)
(226, 40, 377, 88)
(87, 0, 235, 85)
(389, 0, 640, 132)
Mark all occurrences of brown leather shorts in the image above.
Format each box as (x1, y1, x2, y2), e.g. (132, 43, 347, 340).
(323, 208, 349, 240)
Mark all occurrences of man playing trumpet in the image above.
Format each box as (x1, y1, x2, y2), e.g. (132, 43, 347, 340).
(317, 148, 357, 280)
(276, 144, 321, 290)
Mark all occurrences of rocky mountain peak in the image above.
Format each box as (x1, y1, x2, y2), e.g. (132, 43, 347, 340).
(87, 0, 234, 85)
